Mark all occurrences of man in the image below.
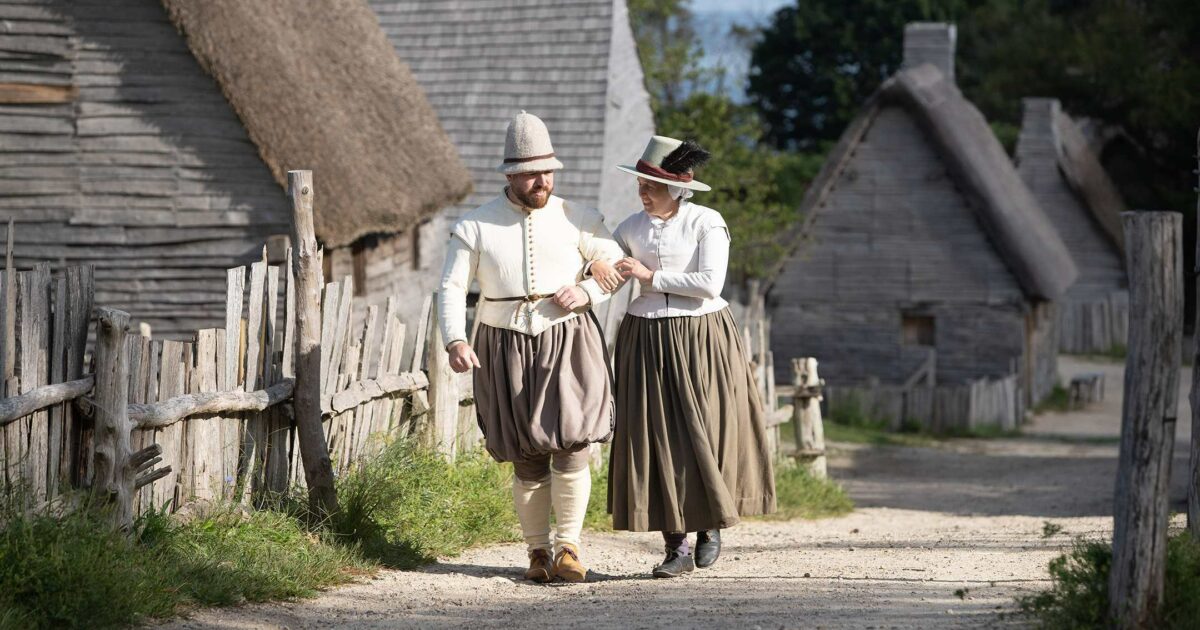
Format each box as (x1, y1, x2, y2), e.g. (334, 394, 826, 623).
(438, 111, 624, 583)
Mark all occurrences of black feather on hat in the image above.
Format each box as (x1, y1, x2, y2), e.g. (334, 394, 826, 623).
(659, 140, 710, 175)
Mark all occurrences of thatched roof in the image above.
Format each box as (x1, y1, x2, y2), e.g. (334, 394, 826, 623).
(770, 63, 1078, 302)
(1048, 103, 1127, 256)
(160, 0, 472, 248)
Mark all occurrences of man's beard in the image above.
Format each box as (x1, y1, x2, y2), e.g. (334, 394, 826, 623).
(513, 183, 552, 209)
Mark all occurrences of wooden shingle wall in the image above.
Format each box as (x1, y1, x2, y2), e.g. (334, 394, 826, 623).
(0, 0, 291, 339)
(372, 0, 614, 223)
(770, 106, 1034, 388)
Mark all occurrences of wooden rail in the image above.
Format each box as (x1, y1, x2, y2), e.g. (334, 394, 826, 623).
(0, 376, 93, 427)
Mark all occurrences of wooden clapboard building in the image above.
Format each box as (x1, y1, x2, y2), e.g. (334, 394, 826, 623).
(764, 24, 1078, 430)
(1015, 97, 1128, 354)
(0, 0, 471, 339)
(366, 0, 655, 334)
(0, 0, 653, 341)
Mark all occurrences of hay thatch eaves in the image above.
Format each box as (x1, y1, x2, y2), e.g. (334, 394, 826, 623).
(160, 0, 472, 248)
(768, 63, 1078, 302)
(1051, 105, 1127, 257)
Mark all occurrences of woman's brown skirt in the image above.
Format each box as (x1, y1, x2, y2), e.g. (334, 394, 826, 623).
(608, 308, 776, 532)
(473, 313, 614, 463)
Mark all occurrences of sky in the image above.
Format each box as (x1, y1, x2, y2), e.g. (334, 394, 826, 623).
(688, 0, 794, 101)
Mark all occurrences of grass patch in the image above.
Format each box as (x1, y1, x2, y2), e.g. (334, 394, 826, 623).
(330, 438, 519, 568)
(757, 463, 853, 520)
(0, 500, 367, 629)
(1034, 384, 1071, 414)
(1018, 532, 1200, 628)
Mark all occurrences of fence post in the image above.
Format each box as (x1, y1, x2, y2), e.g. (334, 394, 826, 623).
(287, 170, 338, 518)
(427, 294, 457, 459)
(92, 307, 134, 530)
(1110, 211, 1182, 628)
(792, 357, 827, 478)
(1189, 129, 1200, 541)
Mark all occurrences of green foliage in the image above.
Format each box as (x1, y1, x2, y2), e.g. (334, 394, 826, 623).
(1034, 384, 1071, 414)
(0, 500, 366, 629)
(1019, 533, 1200, 628)
(656, 93, 821, 279)
(330, 439, 519, 568)
(628, 0, 706, 114)
(761, 463, 854, 520)
(584, 457, 612, 532)
(747, 0, 973, 151)
(629, 1, 821, 281)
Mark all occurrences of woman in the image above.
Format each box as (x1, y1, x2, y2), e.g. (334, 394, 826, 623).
(600, 135, 776, 578)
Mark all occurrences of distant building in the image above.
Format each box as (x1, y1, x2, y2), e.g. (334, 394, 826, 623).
(764, 23, 1078, 430)
(1015, 98, 1128, 354)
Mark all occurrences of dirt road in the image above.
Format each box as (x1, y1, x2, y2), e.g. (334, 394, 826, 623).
(162, 357, 1193, 629)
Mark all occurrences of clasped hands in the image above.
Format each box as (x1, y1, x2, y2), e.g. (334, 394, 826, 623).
(590, 257, 651, 293)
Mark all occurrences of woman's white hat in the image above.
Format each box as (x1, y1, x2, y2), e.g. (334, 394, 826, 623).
(496, 111, 565, 175)
(616, 135, 711, 191)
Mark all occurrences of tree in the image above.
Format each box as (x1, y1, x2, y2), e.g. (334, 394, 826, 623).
(657, 94, 820, 282)
(747, 0, 972, 151)
(629, 0, 819, 282)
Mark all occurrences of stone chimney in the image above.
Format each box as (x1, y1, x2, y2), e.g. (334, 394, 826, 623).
(902, 22, 957, 83)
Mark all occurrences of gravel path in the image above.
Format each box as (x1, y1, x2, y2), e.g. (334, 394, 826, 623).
(161, 358, 1192, 629)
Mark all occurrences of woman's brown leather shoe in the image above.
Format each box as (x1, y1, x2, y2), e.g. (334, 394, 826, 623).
(524, 548, 553, 583)
(553, 543, 588, 583)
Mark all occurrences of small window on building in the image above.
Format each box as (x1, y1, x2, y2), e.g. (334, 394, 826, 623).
(902, 313, 935, 346)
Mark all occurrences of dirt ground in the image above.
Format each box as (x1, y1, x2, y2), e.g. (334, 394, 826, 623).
(160, 357, 1193, 629)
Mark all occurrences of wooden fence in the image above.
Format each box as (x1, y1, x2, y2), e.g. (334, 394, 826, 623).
(825, 370, 1023, 432)
(1058, 290, 1129, 354)
(0, 169, 471, 523)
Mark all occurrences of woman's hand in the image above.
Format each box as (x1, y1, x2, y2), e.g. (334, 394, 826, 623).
(615, 257, 654, 283)
(447, 341, 481, 373)
(553, 285, 589, 311)
(589, 260, 623, 293)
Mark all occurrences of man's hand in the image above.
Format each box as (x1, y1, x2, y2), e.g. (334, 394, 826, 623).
(447, 341, 481, 373)
(589, 260, 623, 293)
(553, 285, 589, 311)
(615, 257, 654, 283)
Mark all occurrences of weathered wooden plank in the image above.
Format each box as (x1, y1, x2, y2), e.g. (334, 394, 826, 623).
(46, 275, 65, 498)
(58, 265, 89, 487)
(428, 303, 457, 459)
(245, 253, 267, 391)
(409, 294, 433, 372)
(1110, 212, 1182, 628)
(91, 308, 134, 530)
(324, 279, 353, 397)
(20, 264, 50, 503)
(188, 329, 221, 503)
(242, 255, 268, 497)
(153, 340, 186, 510)
(282, 248, 296, 378)
(287, 171, 337, 515)
(319, 280, 340, 389)
(124, 379, 295, 430)
(265, 265, 280, 385)
(215, 327, 237, 500)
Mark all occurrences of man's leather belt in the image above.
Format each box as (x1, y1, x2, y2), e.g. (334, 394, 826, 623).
(483, 293, 553, 303)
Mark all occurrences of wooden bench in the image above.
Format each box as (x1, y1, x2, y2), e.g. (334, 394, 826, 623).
(1069, 372, 1105, 409)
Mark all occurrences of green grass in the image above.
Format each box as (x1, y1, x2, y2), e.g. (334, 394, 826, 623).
(1034, 384, 1072, 414)
(0, 500, 368, 629)
(1018, 531, 1200, 628)
(758, 462, 853, 520)
(0, 438, 524, 628)
(328, 438, 519, 569)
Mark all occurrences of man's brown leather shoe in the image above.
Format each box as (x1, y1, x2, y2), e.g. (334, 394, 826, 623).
(553, 543, 587, 583)
(524, 548, 553, 583)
